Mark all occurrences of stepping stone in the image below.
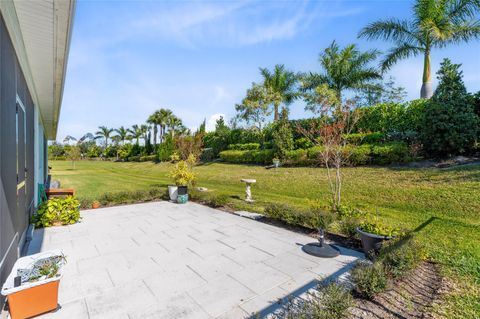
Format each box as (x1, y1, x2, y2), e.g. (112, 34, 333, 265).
(233, 211, 264, 220)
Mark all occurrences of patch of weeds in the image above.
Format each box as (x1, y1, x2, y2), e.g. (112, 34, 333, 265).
(351, 261, 388, 300)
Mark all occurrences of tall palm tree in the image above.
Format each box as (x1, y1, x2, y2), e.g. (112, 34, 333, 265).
(140, 124, 149, 144)
(167, 115, 183, 137)
(128, 125, 142, 145)
(259, 64, 298, 121)
(158, 108, 173, 143)
(95, 126, 113, 147)
(114, 126, 129, 145)
(147, 111, 160, 147)
(301, 41, 381, 102)
(359, 0, 480, 98)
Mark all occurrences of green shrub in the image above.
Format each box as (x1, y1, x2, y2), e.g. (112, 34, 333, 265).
(97, 187, 164, 206)
(278, 282, 353, 319)
(351, 262, 388, 299)
(346, 144, 371, 166)
(284, 149, 310, 166)
(370, 142, 411, 165)
(219, 149, 274, 164)
(31, 196, 81, 227)
(227, 143, 260, 151)
(337, 205, 366, 239)
(307, 146, 324, 160)
(206, 193, 229, 208)
(158, 135, 175, 161)
(200, 148, 215, 162)
(139, 155, 157, 162)
(359, 218, 400, 237)
(344, 132, 385, 144)
(263, 203, 323, 229)
(378, 236, 425, 279)
(294, 137, 314, 150)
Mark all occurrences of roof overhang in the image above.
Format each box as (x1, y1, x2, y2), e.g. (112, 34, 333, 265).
(0, 0, 75, 140)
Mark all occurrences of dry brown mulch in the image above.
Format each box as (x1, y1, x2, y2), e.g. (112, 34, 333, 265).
(350, 262, 445, 319)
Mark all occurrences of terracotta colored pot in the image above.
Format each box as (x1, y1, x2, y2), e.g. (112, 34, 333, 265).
(92, 201, 101, 209)
(8, 280, 60, 319)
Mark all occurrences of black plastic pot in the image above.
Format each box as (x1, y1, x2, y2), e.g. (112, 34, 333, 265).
(356, 227, 392, 259)
(177, 186, 188, 196)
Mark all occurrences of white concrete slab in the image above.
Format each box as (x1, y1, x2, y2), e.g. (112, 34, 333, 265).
(25, 201, 362, 319)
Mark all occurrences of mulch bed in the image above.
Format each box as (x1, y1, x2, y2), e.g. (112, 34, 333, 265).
(350, 262, 445, 319)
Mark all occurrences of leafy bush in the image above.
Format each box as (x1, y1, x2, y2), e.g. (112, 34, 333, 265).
(344, 132, 385, 144)
(421, 58, 479, 156)
(272, 109, 294, 159)
(263, 203, 322, 229)
(206, 193, 229, 208)
(31, 196, 81, 227)
(219, 149, 275, 164)
(200, 148, 215, 162)
(284, 149, 310, 166)
(139, 155, 157, 162)
(351, 261, 388, 299)
(170, 158, 196, 186)
(157, 135, 175, 161)
(337, 205, 366, 239)
(370, 142, 411, 165)
(294, 137, 314, 150)
(346, 144, 371, 166)
(378, 236, 425, 279)
(227, 143, 260, 151)
(359, 219, 400, 237)
(278, 282, 353, 319)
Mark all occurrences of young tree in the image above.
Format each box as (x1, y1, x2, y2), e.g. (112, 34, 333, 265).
(359, 0, 480, 98)
(355, 76, 407, 106)
(235, 83, 272, 129)
(300, 84, 362, 211)
(301, 41, 381, 102)
(66, 146, 81, 170)
(272, 108, 294, 159)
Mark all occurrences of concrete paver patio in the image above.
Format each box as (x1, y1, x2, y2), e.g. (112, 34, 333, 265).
(26, 201, 362, 319)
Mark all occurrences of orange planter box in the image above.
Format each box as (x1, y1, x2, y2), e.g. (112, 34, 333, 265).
(7, 280, 60, 319)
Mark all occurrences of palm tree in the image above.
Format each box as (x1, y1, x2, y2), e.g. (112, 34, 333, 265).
(301, 41, 381, 102)
(359, 0, 480, 98)
(147, 111, 160, 147)
(140, 124, 149, 144)
(63, 135, 77, 144)
(259, 64, 298, 121)
(95, 126, 113, 147)
(167, 115, 183, 137)
(128, 125, 142, 145)
(114, 126, 129, 145)
(158, 108, 173, 143)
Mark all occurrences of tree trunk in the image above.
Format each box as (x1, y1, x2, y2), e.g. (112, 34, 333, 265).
(420, 50, 433, 99)
(153, 125, 157, 147)
(274, 102, 279, 121)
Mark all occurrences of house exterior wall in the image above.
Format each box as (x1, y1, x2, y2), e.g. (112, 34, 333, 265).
(0, 13, 42, 303)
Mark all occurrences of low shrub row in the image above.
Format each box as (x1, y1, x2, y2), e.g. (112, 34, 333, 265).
(218, 149, 275, 164)
(79, 186, 167, 208)
(126, 155, 158, 162)
(351, 236, 425, 299)
(227, 143, 260, 151)
(219, 142, 412, 166)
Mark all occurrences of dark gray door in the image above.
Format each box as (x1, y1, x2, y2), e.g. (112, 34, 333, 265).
(16, 100, 27, 232)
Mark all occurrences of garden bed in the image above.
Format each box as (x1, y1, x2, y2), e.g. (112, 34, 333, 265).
(350, 261, 444, 319)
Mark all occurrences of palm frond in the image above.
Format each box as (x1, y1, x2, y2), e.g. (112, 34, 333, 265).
(358, 19, 420, 44)
(381, 43, 423, 71)
(448, 0, 480, 22)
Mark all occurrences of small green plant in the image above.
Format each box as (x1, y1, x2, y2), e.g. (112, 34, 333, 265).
(378, 236, 425, 279)
(169, 159, 196, 186)
(206, 193, 229, 208)
(31, 196, 81, 227)
(359, 210, 401, 237)
(351, 261, 388, 300)
(275, 282, 353, 319)
(337, 205, 366, 239)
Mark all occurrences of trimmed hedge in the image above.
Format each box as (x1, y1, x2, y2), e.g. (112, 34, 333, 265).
(344, 132, 385, 144)
(219, 149, 274, 164)
(220, 142, 412, 166)
(227, 143, 260, 151)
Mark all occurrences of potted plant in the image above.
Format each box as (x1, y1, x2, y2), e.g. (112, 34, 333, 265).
(91, 200, 101, 209)
(169, 154, 196, 204)
(356, 213, 400, 259)
(1, 250, 66, 319)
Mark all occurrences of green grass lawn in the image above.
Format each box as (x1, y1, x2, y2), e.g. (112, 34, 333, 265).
(50, 160, 480, 318)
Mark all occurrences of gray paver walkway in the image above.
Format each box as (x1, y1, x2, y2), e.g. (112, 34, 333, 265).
(26, 201, 362, 319)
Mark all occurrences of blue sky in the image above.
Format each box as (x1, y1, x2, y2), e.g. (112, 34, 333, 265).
(58, 0, 480, 141)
